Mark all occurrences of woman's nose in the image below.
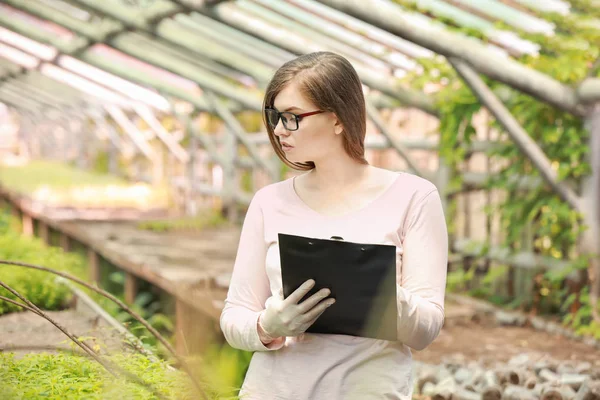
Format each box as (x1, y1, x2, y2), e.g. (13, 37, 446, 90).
(274, 122, 288, 137)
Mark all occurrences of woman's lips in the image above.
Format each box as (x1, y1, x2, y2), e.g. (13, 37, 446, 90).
(281, 143, 294, 152)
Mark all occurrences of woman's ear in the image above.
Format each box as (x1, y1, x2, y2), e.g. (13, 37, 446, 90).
(333, 114, 344, 135)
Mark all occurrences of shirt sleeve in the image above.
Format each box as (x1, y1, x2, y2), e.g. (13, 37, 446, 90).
(397, 188, 448, 350)
(219, 190, 285, 352)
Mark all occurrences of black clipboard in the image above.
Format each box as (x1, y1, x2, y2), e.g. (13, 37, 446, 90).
(278, 233, 398, 341)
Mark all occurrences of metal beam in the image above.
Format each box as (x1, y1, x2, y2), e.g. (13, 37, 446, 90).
(4, 79, 82, 110)
(458, 171, 542, 193)
(237, 0, 394, 68)
(0, 94, 43, 114)
(105, 105, 155, 160)
(2, 83, 91, 145)
(453, 238, 571, 271)
(87, 109, 124, 153)
(204, 91, 277, 179)
(450, 58, 583, 213)
(177, 111, 228, 167)
(228, 128, 503, 154)
(0, 87, 76, 120)
(1, 36, 172, 112)
(578, 78, 600, 105)
(133, 104, 189, 163)
(176, 13, 293, 68)
(18, 69, 92, 102)
(0, 4, 244, 113)
(0, 39, 132, 109)
(0, 6, 400, 114)
(0, 62, 26, 83)
(582, 104, 600, 322)
(248, 0, 417, 70)
(200, 2, 438, 115)
(0, 86, 59, 112)
(318, 0, 587, 116)
(125, 32, 257, 84)
(3, 0, 264, 109)
(70, 0, 274, 85)
(109, 33, 263, 109)
(364, 98, 427, 177)
(0, 53, 100, 106)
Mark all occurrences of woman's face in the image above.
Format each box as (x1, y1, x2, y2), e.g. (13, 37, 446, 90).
(271, 79, 343, 164)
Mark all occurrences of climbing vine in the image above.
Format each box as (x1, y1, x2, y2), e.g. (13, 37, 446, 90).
(396, 0, 600, 335)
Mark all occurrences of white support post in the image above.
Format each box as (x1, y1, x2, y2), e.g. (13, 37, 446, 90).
(582, 104, 600, 322)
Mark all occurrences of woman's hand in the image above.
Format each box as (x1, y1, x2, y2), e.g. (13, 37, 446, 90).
(258, 279, 335, 341)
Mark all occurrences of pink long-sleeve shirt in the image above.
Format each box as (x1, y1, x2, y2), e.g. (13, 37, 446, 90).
(220, 171, 448, 400)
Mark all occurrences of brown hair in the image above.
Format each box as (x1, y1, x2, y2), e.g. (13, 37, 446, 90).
(263, 51, 368, 171)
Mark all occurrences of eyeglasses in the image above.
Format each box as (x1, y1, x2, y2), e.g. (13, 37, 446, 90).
(264, 108, 325, 131)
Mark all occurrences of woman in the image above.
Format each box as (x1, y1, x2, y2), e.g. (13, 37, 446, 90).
(220, 51, 448, 399)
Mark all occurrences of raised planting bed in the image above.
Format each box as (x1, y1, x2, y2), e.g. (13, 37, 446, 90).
(0, 276, 252, 400)
(0, 207, 252, 400)
(0, 280, 196, 400)
(0, 160, 171, 220)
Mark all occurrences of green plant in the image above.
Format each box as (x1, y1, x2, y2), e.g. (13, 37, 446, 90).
(194, 344, 253, 400)
(0, 204, 17, 235)
(0, 351, 195, 400)
(93, 150, 110, 174)
(397, 1, 600, 336)
(0, 232, 86, 316)
(99, 275, 175, 352)
(0, 209, 254, 399)
(0, 207, 178, 361)
(0, 342, 255, 400)
(562, 286, 600, 340)
(446, 264, 476, 292)
(240, 170, 253, 193)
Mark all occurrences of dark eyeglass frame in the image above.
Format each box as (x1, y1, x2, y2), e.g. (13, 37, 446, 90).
(264, 107, 325, 131)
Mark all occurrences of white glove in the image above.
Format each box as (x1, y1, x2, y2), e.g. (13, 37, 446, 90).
(258, 279, 335, 341)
